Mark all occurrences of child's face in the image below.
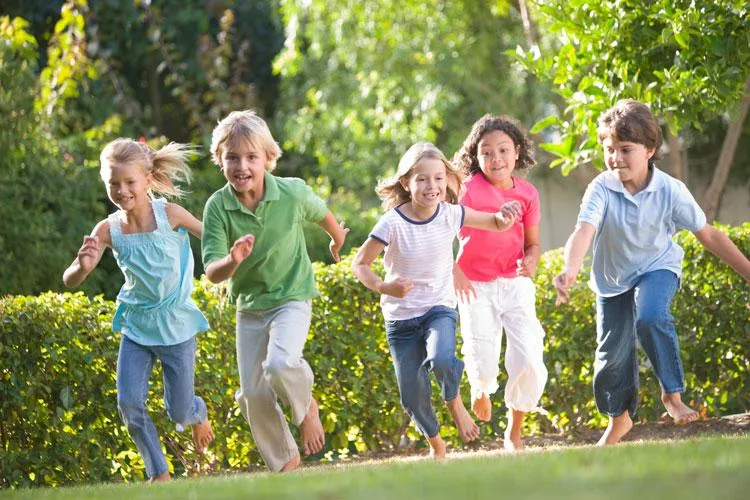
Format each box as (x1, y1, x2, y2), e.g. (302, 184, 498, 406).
(401, 158, 447, 211)
(602, 136, 654, 188)
(477, 130, 519, 189)
(220, 139, 268, 196)
(103, 163, 152, 212)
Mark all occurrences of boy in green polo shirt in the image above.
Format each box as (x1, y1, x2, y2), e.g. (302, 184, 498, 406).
(202, 110, 348, 472)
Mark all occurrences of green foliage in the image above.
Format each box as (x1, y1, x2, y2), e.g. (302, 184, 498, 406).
(511, 0, 750, 173)
(274, 0, 550, 249)
(2, 224, 747, 488)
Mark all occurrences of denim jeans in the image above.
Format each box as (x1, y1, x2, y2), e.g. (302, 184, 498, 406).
(117, 335, 208, 478)
(593, 270, 683, 417)
(385, 305, 463, 438)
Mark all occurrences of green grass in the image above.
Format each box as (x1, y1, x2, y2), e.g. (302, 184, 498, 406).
(3, 435, 750, 499)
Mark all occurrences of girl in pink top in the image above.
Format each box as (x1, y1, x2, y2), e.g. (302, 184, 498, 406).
(453, 115, 548, 451)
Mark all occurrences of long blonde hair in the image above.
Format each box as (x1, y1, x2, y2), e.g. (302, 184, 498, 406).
(100, 139, 194, 198)
(376, 142, 463, 211)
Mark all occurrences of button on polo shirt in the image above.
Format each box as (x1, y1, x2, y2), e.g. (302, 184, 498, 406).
(202, 172, 328, 310)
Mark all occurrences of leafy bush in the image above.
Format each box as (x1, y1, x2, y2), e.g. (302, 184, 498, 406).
(1, 224, 747, 488)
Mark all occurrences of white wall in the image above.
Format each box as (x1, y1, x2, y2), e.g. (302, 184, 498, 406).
(528, 169, 750, 252)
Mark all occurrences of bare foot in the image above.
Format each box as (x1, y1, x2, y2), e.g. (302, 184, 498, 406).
(191, 419, 214, 454)
(280, 453, 301, 472)
(427, 434, 446, 460)
(503, 409, 525, 451)
(471, 393, 492, 422)
(597, 411, 633, 445)
(149, 472, 170, 483)
(446, 396, 480, 442)
(300, 397, 325, 455)
(661, 392, 699, 424)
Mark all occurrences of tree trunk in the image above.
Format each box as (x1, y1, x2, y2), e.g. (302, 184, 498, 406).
(516, 0, 538, 48)
(701, 76, 750, 222)
(665, 128, 687, 182)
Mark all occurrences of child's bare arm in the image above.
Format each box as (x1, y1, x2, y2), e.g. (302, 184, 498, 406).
(317, 210, 349, 262)
(63, 220, 110, 288)
(517, 224, 541, 277)
(351, 238, 414, 297)
(463, 201, 522, 231)
(165, 202, 203, 238)
(204, 234, 255, 284)
(553, 222, 595, 305)
(694, 224, 750, 282)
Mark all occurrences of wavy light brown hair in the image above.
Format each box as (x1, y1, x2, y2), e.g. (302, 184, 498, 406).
(99, 139, 194, 198)
(376, 142, 463, 211)
(453, 114, 536, 177)
(597, 99, 662, 164)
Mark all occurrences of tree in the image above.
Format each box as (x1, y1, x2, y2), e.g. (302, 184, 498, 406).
(511, 0, 750, 220)
(274, 0, 550, 248)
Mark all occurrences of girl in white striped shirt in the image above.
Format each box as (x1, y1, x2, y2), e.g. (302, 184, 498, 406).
(352, 142, 520, 458)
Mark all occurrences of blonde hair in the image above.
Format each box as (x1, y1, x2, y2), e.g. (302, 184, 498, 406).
(210, 110, 282, 171)
(376, 142, 463, 211)
(99, 138, 194, 198)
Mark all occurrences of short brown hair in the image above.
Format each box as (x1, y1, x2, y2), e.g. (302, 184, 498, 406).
(597, 99, 662, 160)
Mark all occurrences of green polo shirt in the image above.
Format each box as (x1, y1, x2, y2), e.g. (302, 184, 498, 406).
(202, 172, 328, 311)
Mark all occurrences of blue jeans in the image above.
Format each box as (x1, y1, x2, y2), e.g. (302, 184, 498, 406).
(593, 270, 684, 417)
(385, 306, 463, 438)
(117, 335, 208, 478)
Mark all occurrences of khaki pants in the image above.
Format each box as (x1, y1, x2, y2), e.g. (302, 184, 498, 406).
(235, 300, 314, 471)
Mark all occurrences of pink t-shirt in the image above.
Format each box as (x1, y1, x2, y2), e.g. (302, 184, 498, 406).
(457, 173, 541, 280)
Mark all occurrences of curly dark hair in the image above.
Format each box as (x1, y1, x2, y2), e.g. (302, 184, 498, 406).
(453, 114, 536, 177)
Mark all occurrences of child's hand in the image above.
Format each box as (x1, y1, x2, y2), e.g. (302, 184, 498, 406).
(553, 272, 575, 306)
(516, 255, 537, 278)
(329, 221, 350, 263)
(380, 278, 415, 298)
(77, 236, 100, 272)
(495, 200, 522, 229)
(229, 234, 255, 264)
(453, 266, 476, 303)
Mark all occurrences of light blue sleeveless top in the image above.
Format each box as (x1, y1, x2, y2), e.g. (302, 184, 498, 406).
(109, 198, 209, 346)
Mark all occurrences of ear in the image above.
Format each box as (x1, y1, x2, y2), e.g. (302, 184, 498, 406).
(646, 147, 656, 160)
(515, 145, 520, 160)
(399, 177, 410, 192)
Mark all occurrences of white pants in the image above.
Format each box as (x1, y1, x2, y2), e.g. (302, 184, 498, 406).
(458, 277, 547, 412)
(235, 300, 314, 472)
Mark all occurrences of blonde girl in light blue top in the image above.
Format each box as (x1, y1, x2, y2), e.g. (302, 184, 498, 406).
(63, 138, 213, 482)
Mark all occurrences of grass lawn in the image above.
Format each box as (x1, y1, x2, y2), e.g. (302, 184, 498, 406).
(3, 435, 749, 499)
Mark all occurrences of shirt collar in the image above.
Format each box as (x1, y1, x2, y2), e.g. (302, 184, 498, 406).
(602, 165, 664, 194)
(219, 171, 280, 211)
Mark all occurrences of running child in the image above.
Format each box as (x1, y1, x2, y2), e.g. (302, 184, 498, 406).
(63, 138, 214, 482)
(351, 141, 521, 458)
(553, 99, 750, 445)
(452, 114, 548, 451)
(201, 110, 348, 472)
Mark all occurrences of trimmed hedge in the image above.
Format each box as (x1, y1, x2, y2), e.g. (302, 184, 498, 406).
(1, 224, 748, 487)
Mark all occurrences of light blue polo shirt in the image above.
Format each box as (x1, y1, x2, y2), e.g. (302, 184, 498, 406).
(577, 167, 706, 296)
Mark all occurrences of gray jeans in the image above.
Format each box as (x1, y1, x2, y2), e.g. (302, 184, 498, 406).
(235, 300, 314, 471)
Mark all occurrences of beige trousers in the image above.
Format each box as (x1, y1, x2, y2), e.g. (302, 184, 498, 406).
(235, 300, 314, 471)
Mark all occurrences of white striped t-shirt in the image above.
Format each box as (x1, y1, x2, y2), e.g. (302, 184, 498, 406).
(370, 202, 465, 321)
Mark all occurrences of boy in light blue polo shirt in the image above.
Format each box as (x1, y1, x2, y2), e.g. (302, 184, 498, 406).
(553, 100, 750, 446)
(202, 110, 348, 472)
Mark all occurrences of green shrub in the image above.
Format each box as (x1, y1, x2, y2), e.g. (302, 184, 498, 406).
(1, 224, 747, 488)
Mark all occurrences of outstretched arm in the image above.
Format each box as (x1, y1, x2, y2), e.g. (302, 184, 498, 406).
(204, 234, 255, 284)
(317, 210, 349, 262)
(351, 238, 414, 297)
(553, 222, 595, 305)
(463, 200, 522, 231)
(63, 220, 110, 288)
(694, 224, 750, 282)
